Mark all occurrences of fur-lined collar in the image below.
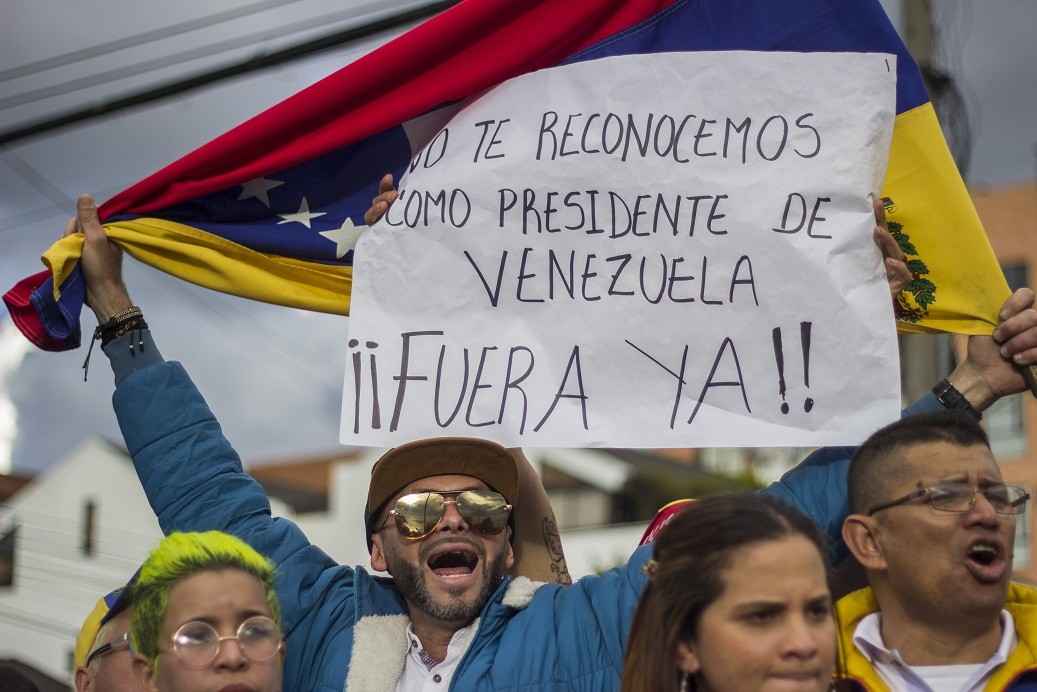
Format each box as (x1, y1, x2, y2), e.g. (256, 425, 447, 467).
(345, 577, 543, 690)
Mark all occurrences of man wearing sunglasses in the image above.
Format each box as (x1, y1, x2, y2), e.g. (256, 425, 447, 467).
(67, 186, 1037, 692)
(838, 411, 1037, 691)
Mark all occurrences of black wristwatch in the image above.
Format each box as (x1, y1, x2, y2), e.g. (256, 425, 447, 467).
(932, 379, 982, 421)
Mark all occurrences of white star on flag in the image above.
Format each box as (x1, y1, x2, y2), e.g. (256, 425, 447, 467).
(277, 198, 326, 229)
(319, 218, 367, 258)
(238, 177, 284, 206)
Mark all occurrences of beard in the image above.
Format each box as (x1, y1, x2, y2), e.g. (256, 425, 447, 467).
(384, 536, 509, 625)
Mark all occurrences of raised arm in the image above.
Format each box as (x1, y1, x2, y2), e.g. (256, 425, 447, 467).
(67, 195, 363, 691)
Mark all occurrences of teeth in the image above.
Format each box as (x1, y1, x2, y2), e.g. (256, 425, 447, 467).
(968, 544, 999, 566)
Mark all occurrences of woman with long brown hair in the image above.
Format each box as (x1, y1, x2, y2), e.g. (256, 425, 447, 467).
(622, 493, 836, 692)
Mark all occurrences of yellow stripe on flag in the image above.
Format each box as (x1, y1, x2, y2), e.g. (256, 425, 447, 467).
(882, 103, 1010, 335)
(43, 105, 1007, 334)
(44, 218, 352, 316)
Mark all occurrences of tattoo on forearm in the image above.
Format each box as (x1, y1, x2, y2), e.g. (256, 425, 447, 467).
(542, 517, 572, 585)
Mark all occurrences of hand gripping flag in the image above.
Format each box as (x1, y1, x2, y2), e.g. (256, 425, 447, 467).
(4, 0, 1010, 351)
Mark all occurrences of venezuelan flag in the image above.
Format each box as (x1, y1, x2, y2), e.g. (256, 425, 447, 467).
(4, 0, 1007, 350)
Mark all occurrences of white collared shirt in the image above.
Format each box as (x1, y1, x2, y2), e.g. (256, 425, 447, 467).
(396, 623, 475, 692)
(852, 610, 1016, 691)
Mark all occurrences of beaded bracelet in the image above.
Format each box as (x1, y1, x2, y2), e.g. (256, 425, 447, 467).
(95, 307, 141, 344)
(82, 307, 148, 381)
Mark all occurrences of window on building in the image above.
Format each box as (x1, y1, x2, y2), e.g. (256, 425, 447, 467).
(988, 394, 1027, 458)
(896, 332, 956, 405)
(81, 499, 96, 556)
(1003, 263, 1028, 292)
(0, 525, 16, 587)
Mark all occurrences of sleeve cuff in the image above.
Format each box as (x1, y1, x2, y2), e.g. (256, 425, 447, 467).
(901, 391, 943, 418)
(103, 329, 164, 386)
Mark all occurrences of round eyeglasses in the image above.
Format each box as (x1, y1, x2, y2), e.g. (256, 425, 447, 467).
(867, 481, 1030, 516)
(160, 615, 282, 669)
(376, 489, 512, 541)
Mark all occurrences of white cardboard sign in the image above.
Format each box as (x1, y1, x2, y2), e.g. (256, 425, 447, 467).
(344, 51, 901, 448)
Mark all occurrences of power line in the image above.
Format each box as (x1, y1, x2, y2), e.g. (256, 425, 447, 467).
(10, 529, 156, 565)
(9, 568, 130, 603)
(140, 271, 346, 385)
(0, 0, 457, 146)
(0, 1, 412, 111)
(0, 171, 134, 235)
(2, 503, 164, 546)
(0, 606, 79, 639)
(0, 0, 307, 82)
(0, 149, 78, 218)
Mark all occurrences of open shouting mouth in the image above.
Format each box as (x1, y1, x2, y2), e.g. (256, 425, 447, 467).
(426, 544, 480, 579)
(964, 538, 1007, 584)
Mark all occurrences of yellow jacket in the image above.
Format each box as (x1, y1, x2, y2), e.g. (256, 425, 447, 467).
(834, 583, 1037, 691)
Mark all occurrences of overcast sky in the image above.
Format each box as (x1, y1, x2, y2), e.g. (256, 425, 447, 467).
(1, 0, 1035, 474)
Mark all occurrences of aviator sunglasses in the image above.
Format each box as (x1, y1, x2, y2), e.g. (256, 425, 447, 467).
(377, 490, 512, 540)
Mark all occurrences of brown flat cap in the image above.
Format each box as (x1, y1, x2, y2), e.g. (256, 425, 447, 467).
(364, 437, 519, 547)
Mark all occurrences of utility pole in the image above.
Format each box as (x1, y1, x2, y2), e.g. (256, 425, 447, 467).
(902, 0, 933, 70)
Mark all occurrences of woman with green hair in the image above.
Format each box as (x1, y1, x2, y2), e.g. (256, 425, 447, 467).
(130, 531, 284, 691)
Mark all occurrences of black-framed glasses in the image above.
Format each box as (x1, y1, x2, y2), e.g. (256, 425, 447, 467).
(85, 632, 131, 667)
(867, 481, 1030, 516)
(159, 615, 281, 669)
(376, 490, 512, 541)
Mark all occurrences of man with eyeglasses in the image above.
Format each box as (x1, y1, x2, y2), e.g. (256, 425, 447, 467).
(66, 184, 1037, 692)
(839, 410, 1037, 691)
(73, 582, 140, 692)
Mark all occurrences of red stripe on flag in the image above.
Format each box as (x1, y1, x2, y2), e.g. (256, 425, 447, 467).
(99, 0, 677, 219)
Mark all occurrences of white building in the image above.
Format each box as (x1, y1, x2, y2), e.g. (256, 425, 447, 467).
(0, 438, 160, 682)
(0, 437, 290, 683)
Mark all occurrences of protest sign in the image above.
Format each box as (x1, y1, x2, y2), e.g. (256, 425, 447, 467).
(343, 51, 900, 448)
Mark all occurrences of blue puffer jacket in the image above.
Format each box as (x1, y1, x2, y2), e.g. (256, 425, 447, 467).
(106, 332, 942, 691)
